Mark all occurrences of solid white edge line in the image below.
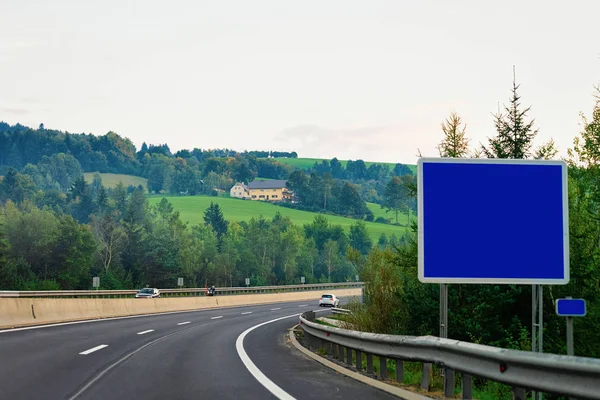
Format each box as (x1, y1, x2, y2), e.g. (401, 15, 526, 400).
(236, 314, 299, 400)
(137, 329, 154, 335)
(298, 305, 308, 307)
(79, 344, 108, 355)
(211, 316, 223, 319)
(241, 312, 252, 315)
(177, 321, 191, 325)
(270, 308, 281, 310)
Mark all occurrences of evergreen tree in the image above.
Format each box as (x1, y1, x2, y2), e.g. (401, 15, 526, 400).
(438, 112, 470, 158)
(203, 202, 228, 250)
(349, 221, 373, 255)
(483, 68, 538, 159)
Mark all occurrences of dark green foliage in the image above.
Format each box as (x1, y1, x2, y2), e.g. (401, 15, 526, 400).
(203, 202, 228, 249)
(349, 221, 373, 255)
(382, 176, 415, 225)
(483, 73, 538, 159)
(286, 171, 370, 218)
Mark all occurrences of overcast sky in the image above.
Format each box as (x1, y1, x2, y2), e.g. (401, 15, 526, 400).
(1, 0, 598, 164)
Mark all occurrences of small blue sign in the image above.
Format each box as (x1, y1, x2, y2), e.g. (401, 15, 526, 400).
(556, 298, 586, 317)
(418, 158, 569, 284)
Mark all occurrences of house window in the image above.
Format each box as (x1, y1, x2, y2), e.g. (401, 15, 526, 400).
(272, 195, 278, 198)
(252, 195, 257, 198)
(273, 189, 276, 191)
(259, 195, 265, 198)
(260, 189, 264, 192)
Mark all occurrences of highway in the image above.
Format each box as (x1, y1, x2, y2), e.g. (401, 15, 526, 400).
(0, 298, 396, 400)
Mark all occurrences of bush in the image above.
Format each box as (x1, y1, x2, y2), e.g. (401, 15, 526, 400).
(347, 248, 407, 334)
(375, 216, 387, 224)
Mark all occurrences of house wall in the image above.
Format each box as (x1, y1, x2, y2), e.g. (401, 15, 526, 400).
(230, 185, 248, 199)
(249, 187, 285, 201)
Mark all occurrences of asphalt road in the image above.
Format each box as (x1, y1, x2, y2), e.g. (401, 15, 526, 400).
(0, 297, 397, 400)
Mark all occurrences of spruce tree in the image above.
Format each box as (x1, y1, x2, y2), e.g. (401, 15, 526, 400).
(438, 111, 470, 158)
(483, 68, 538, 159)
(203, 202, 228, 250)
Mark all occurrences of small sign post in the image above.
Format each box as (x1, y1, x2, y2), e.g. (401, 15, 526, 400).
(556, 297, 586, 356)
(300, 276, 305, 284)
(92, 277, 100, 290)
(245, 277, 250, 287)
(177, 277, 183, 289)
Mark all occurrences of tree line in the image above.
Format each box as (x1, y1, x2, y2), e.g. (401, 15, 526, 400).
(0, 163, 397, 290)
(0, 122, 416, 222)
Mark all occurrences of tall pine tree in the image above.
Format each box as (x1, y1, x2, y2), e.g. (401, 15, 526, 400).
(438, 112, 470, 158)
(483, 67, 538, 159)
(203, 202, 228, 250)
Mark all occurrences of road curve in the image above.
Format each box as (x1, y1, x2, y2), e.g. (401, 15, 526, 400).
(0, 298, 396, 400)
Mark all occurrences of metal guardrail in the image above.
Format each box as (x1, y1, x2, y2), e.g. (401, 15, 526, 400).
(331, 307, 352, 315)
(299, 313, 600, 400)
(0, 282, 364, 298)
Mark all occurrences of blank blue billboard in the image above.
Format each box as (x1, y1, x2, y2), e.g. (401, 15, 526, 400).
(418, 158, 569, 284)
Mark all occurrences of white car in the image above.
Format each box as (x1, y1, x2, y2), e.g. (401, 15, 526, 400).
(135, 288, 160, 298)
(318, 294, 340, 307)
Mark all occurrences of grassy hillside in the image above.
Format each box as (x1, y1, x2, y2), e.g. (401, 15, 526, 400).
(366, 202, 412, 225)
(271, 157, 416, 172)
(84, 173, 148, 190)
(147, 195, 407, 241)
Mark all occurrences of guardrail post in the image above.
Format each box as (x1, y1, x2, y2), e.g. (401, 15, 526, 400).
(355, 350, 362, 370)
(366, 353, 374, 374)
(444, 368, 455, 398)
(395, 359, 404, 383)
(337, 344, 344, 362)
(461, 373, 472, 399)
(421, 363, 432, 390)
(346, 347, 352, 365)
(379, 356, 388, 379)
(512, 387, 526, 400)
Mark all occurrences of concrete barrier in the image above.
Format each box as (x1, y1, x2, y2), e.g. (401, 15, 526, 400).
(0, 288, 361, 329)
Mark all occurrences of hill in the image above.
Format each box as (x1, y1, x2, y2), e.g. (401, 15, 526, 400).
(147, 195, 407, 241)
(271, 157, 416, 172)
(84, 173, 148, 189)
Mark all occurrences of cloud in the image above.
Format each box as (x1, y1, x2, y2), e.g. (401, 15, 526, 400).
(1, 108, 29, 115)
(273, 124, 431, 164)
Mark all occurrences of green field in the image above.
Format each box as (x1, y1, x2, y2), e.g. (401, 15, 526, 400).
(84, 173, 148, 190)
(366, 202, 412, 225)
(147, 195, 406, 241)
(271, 157, 416, 172)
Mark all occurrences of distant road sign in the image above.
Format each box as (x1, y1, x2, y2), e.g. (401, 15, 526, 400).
(418, 158, 569, 284)
(177, 277, 183, 287)
(556, 298, 586, 317)
(92, 277, 100, 288)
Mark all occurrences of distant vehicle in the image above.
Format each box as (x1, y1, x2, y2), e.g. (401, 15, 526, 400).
(135, 288, 160, 298)
(207, 286, 216, 296)
(318, 294, 340, 307)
